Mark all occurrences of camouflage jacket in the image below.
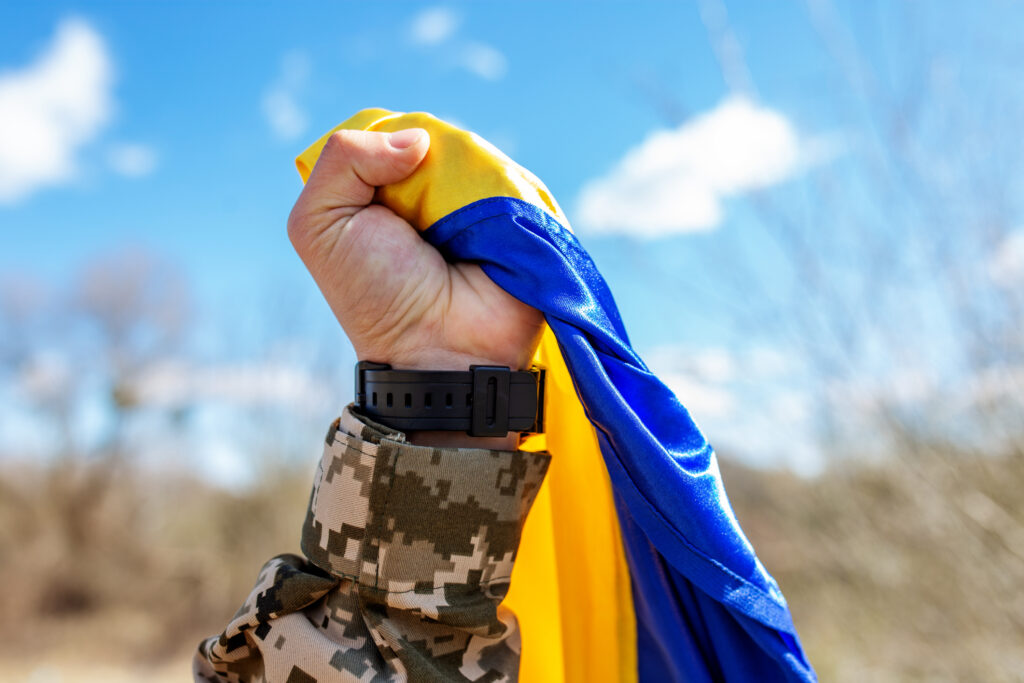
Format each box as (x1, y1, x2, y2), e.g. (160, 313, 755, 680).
(194, 405, 551, 683)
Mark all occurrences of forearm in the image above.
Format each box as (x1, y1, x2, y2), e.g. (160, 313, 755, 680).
(404, 429, 521, 452)
(195, 405, 550, 682)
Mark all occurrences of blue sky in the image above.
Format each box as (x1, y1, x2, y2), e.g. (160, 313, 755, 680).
(0, 2, 837, 340)
(3, 2, 1023, 479)
(0, 2, 826, 303)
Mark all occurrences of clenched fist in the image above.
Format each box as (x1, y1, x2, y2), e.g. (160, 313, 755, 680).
(287, 128, 545, 448)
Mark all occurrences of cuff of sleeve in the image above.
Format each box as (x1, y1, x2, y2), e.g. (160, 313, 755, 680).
(335, 403, 408, 445)
(301, 404, 550, 630)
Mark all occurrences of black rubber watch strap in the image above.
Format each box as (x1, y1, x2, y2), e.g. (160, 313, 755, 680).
(355, 361, 545, 437)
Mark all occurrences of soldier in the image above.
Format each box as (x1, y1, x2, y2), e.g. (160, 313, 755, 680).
(195, 127, 548, 682)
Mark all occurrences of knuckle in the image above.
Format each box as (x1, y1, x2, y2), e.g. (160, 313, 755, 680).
(286, 212, 305, 252)
(323, 130, 356, 159)
(286, 202, 312, 252)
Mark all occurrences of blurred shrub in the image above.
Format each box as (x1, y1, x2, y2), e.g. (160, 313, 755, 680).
(0, 459, 312, 668)
(724, 444, 1024, 682)
(2, 442, 1024, 680)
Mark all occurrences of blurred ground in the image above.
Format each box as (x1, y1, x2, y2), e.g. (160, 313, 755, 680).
(0, 462, 312, 682)
(2, 442, 1023, 681)
(723, 447, 1024, 682)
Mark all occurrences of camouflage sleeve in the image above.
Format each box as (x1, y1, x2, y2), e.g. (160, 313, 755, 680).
(194, 404, 551, 683)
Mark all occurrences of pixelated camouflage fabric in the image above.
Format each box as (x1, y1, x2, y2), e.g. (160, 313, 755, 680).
(195, 405, 551, 682)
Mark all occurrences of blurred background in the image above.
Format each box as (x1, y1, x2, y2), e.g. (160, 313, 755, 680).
(2, 1, 1023, 680)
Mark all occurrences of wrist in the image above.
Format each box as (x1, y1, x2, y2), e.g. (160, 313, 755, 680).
(383, 352, 530, 374)
(354, 338, 534, 374)
(382, 360, 526, 449)
(354, 355, 538, 451)
(405, 429, 521, 451)
(384, 358, 526, 450)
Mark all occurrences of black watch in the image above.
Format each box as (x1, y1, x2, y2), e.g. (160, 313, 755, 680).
(354, 361, 545, 437)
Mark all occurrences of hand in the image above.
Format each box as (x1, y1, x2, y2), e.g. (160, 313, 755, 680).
(287, 128, 545, 448)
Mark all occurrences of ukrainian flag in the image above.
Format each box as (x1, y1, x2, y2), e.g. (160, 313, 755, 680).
(297, 110, 815, 683)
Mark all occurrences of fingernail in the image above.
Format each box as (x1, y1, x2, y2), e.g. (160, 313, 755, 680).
(389, 128, 427, 149)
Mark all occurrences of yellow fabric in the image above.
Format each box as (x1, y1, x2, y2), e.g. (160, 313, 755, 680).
(295, 109, 569, 229)
(515, 330, 638, 683)
(296, 110, 636, 683)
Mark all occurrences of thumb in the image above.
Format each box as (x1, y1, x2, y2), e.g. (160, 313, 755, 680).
(300, 128, 430, 213)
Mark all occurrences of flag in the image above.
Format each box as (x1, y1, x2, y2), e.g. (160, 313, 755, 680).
(296, 110, 815, 683)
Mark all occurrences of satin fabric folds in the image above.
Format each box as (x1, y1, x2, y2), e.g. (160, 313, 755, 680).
(296, 110, 815, 683)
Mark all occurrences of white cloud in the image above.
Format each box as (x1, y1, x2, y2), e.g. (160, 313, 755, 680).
(408, 9, 506, 81)
(648, 345, 736, 384)
(643, 343, 822, 469)
(772, 390, 810, 425)
(645, 344, 801, 423)
(262, 90, 306, 140)
(575, 96, 837, 237)
(106, 142, 157, 177)
(747, 346, 794, 377)
(661, 372, 737, 419)
(410, 7, 460, 46)
(262, 51, 310, 141)
(690, 347, 735, 382)
(646, 344, 742, 419)
(0, 18, 113, 204)
(460, 42, 507, 81)
(989, 230, 1024, 287)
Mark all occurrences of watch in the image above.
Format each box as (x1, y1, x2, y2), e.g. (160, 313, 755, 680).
(354, 361, 545, 437)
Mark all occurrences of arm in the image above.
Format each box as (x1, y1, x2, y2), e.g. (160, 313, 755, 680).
(195, 406, 549, 682)
(196, 129, 548, 681)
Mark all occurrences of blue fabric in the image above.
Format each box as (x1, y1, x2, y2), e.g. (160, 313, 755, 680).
(423, 196, 816, 682)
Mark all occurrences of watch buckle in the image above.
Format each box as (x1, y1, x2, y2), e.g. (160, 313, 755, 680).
(469, 365, 511, 437)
